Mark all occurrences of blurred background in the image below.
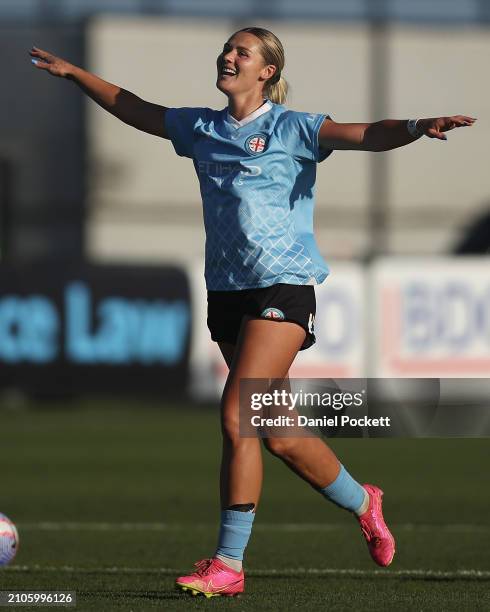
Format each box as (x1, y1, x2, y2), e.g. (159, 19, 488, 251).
(1, 6, 489, 608)
(1, 0, 489, 399)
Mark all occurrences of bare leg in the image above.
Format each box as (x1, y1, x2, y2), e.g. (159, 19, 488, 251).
(264, 429, 341, 488)
(218, 340, 263, 509)
(263, 378, 341, 489)
(218, 318, 341, 512)
(218, 317, 307, 508)
(212, 321, 395, 574)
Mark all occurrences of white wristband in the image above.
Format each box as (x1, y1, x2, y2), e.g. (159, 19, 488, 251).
(407, 119, 423, 138)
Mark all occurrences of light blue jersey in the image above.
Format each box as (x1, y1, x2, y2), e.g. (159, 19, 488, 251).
(165, 101, 332, 291)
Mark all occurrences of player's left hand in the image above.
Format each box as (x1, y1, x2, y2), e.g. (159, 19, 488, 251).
(417, 115, 477, 140)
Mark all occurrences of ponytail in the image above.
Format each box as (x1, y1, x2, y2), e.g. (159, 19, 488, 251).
(265, 75, 288, 105)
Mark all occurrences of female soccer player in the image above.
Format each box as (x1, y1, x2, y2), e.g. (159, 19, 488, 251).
(30, 27, 475, 598)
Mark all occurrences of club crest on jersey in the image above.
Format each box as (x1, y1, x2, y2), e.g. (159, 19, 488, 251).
(245, 134, 267, 155)
(261, 307, 285, 321)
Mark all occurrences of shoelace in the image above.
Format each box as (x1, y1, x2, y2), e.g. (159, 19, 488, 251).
(360, 522, 382, 547)
(194, 559, 220, 576)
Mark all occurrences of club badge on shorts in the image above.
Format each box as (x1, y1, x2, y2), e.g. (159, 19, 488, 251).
(245, 134, 267, 155)
(261, 307, 285, 321)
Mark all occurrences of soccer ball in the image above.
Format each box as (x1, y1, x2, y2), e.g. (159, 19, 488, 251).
(0, 513, 19, 566)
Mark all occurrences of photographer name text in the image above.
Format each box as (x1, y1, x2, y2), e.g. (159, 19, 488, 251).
(249, 414, 391, 428)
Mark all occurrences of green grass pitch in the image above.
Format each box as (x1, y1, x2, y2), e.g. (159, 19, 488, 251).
(0, 401, 489, 611)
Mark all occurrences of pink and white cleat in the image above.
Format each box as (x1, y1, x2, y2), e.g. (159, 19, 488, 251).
(176, 557, 244, 598)
(357, 484, 396, 567)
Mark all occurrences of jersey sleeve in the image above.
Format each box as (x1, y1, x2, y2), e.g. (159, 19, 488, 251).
(165, 107, 209, 158)
(276, 110, 333, 163)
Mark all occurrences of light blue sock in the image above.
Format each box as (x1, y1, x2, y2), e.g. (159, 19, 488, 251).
(319, 464, 367, 513)
(215, 510, 255, 561)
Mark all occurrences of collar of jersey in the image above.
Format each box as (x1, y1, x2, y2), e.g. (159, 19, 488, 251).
(226, 100, 272, 129)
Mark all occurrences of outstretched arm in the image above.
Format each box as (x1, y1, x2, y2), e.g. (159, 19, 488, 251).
(319, 116, 476, 152)
(30, 47, 169, 139)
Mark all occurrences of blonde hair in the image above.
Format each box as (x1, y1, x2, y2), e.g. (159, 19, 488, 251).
(236, 27, 288, 104)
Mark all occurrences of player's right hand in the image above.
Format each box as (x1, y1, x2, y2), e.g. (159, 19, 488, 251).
(29, 47, 73, 78)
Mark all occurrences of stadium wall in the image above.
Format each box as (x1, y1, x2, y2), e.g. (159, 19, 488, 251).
(0, 23, 85, 262)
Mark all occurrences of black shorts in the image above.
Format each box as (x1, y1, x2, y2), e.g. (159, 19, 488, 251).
(207, 283, 316, 351)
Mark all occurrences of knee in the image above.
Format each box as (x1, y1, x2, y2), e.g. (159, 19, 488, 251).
(220, 397, 241, 445)
(263, 436, 300, 459)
